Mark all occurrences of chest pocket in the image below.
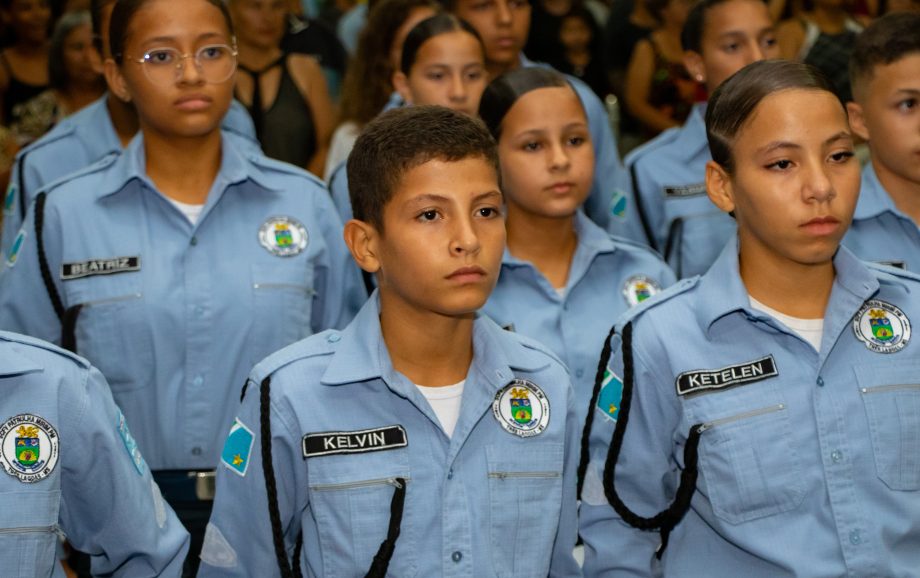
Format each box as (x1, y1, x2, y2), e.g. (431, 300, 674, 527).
(307, 448, 416, 578)
(486, 442, 564, 578)
(692, 401, 806, 524)
(855, 364, 920, 491)
(69, 277, 153, 392)
(0, 489, 61, 578)
(664, 211, 736, 278)
(249, 263, 314, 366)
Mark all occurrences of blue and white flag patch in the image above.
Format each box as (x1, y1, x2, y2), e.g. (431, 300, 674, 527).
(116, 409, 146, 475)
(6, 229, 25, 267)
(3, 183, 16, 215)
(221, 418, 255, 477)
(596, 369, 623, 421)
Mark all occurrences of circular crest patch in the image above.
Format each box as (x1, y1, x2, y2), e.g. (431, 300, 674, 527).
(258, 216, 308, 257)
(0, 414, 59, 483)
(853, 299, 911, 354)
(492, 379, 550, 438)
(622, 275, 661, 307)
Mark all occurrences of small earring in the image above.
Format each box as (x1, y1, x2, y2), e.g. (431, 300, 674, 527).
(695, 74, 704, 82)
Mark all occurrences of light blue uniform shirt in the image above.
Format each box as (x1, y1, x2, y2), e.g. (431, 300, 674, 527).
(0, 331, 189, 577)
(1, 95, 257, 257)
(624, 104, 735, 277)
(0, 133, 365, 471)
(843, 163, 920, 272)
(199, 294, 581, 578)
(329, 58, 644, 244)
(482, 211, 674, 424)
(581, 236, 920, 577)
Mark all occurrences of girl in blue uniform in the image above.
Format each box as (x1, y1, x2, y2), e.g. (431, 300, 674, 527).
(0, 0, 364, 574)
(581, 59, 920, 577)
(479, 67, 674, 426)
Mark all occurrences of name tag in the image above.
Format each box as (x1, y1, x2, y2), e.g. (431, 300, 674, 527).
(61, 256, 140, 280)
(302, 425, 408, 458)
(664, 183, 706, 198)
(676, 355, 778, 396)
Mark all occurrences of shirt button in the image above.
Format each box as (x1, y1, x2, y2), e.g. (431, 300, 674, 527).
(849, 530, 861, 545)
(191, 447, 202, 456)
(190, 236, 198, 246)
(447, 468, 453, 480)
(816, 376, 825, 387)
(576, 369, 584, 379)
(831, 450, 843, 463)
(193, 375, 204, 387)
(327, 333, 341, 343)
(451, 551, 462, 563)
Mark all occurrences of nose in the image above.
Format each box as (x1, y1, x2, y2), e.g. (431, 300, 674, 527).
(450, 214, 481, 255)
(549, 141, 570, 171)
(748, 40, 766, 64)
(803, 160, 836, 203)
(176, 54, 204, 84)
(496, 0, 512, 26)
(449, 73, 467, 103)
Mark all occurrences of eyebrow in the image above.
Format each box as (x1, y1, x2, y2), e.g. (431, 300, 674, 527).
(757, 131, 853, 155)
(895, 88, 920, 96)
(405, 190, 502, 207)
(141, 32, 225, 46)
(515, 122, 588, 137)
(718, 27, 775, 40)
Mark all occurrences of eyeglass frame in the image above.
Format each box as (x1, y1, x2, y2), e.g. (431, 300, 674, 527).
(123, 42, 239, 85)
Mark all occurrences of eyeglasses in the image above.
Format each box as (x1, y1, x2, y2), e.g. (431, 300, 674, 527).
(130, 44, 238, 86)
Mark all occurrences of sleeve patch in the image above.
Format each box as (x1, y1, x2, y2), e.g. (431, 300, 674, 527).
(596, 369, 623, 422)
(220, 418, 255, 476)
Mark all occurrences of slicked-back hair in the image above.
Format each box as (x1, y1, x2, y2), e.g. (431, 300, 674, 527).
(681, 0, 734, 52)
(400, 13, 483, 74)
(849, 12, 920, 101)
(109, 0, 234, 64)
(706, 60, 838, 174)
(90, 0, 117, 54)
(348, 105, 499, 232)
(478, 67, 573, 140)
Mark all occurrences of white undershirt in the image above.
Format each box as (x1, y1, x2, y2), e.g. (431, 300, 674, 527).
(749, 296, 824, 351)
(168, 198, 205, 225)
(415, 380, 465, 438)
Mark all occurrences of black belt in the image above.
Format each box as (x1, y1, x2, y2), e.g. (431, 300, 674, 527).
(153, 470, 217, 502)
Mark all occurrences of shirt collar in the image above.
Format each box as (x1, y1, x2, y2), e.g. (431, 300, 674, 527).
(694, 235, 879, 336)
(75, 95, 122, 156)
(501, 210, 616, 266)
(673, 103, 708, 154)
(853, 163, 900, 220)
(321, 292, 551, 390)
(98, 131, 276, 199)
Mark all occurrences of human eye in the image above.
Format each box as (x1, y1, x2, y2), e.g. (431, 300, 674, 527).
(425, 71, 446, 81)
(471, 0, 494, 11)
(567, 134, 587, 146)
(466, 69, 484, 81)
(509, 0, 529, 8)
(416, 209, 441, 222)
(721, 42, 739, 53)
(522, 141, 542, 152)
(477, 206, 502, 218)
(897, 98, 917, 113)
(829, 150, 855, 163)
(199, 45, 228, 61)
(144, 48, 175, 65)
(762, 33, 778, 48)
(766, 159, 793, 171)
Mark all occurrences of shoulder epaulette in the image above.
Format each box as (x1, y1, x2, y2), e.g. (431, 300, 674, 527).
(624, 127, 681, 168)
(865, 261, 920, 284)
(41, 153, 119, 197)
(247, 153, 325, 187)
(617, 276, 699, 331)
(249, 330, 339, 382)
(0, 331, 90, 368)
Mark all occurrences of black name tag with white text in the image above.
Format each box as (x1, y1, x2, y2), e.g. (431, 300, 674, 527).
(664, 183, 706, 198)
(676, 355, 778, 396)
(302, 425, 408, 458)
(61, 256, 140, 280)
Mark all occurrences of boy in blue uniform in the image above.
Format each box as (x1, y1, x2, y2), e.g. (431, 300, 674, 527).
(0, 331, 188, 577)
(580, 60, 920, 577)
(842, 13, 920, 271)
(0, 0, 256, 258)
(200, 106, 581, 577)
(624, 0, 778, 276)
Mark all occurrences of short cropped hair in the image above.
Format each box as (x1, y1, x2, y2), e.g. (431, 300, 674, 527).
(348, 105, 499, 231)
(706, 60, 837, 174)
(849, 12, 920, 101)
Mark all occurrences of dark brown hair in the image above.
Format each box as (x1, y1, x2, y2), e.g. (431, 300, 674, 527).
(478, 67, 574, 140)
(400, 13, 483, 74)
(849, 12, 920, 100)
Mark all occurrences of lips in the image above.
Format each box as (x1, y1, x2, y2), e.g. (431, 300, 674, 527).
(447, 265, 487, 283)
(174, 94, 213, 111)
(546, 182, 575, 194)
(800, 216, 841, 236)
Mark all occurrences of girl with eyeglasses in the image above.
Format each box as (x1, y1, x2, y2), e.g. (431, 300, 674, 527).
(0, 0, 365, 574)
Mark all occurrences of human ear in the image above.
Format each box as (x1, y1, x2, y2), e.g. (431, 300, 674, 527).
(392, 71, 413, 105)
(343, 219, 382, 274)
(682, 51, 705, 84)
(846, 101, 870, 142)
(706, 160, 736, 215)
(103, 58, 131, 102)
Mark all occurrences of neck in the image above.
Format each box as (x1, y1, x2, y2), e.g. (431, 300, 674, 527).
(506, 209, 578, 288)
(60, 81, 106, 112)
(871, 157, 920, 224)
(379, 292, 476, 386)
(739, 236, 835, 319)
(812, 6, 847, 30)
(237, 41, 282, 70)
(143, 127, 222, 205)
(487, 56, 519, 81)
(105, 93, 140, 147)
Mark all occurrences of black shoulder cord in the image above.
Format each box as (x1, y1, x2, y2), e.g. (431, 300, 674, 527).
(599, 322, 704, 558)
(35, 192, 84, 353)
(260, 375, 407, 577)
(16, 152, 27, 221)
(577, 324, 619, 499)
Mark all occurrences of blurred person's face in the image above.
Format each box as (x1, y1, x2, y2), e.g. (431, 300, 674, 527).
(658, 0, 694, 28)
(229, 0, 287, 49)
(558, 15, 591, 51)
(62, 22, 101, 85)
(4, 0, 51, 45)
(453, 0, 530, 74)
